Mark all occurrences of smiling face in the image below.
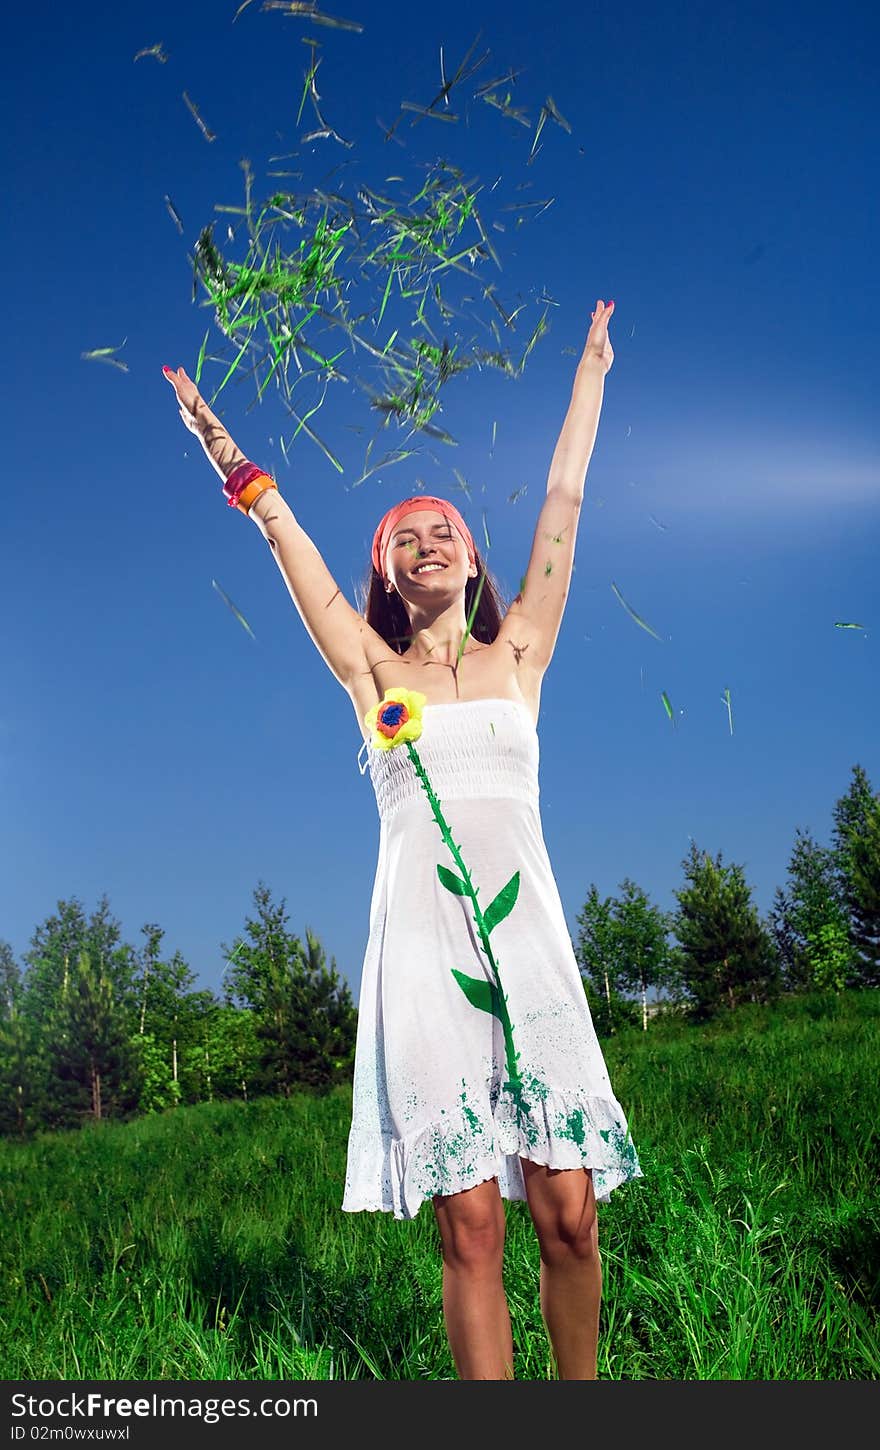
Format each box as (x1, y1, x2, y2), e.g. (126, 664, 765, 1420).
(384, 509, 475, 601)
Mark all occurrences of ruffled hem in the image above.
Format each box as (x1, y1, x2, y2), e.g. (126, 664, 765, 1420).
(342, 1087, 643, 1221)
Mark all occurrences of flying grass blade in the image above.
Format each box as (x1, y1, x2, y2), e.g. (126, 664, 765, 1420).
(481, 93, 531, 128)
(182, 91, 216, 142)
(544, 95, 571, 132)
(474, 68, 523, 98)
(377, 114, 406, 145)
(296, 48, 317, 126)
(233, 0, 258, 18)
(194, 329, 210, 384)
(457, 565, 487, 665)
(518, 307, 549, 373)
(610, 582, 665, 642)
(82, 340, 128, 371)
(420, 421, 458, 444)
(350, 446, 416, 488)
(133, 42, 168, 63)
(212, 579, 257, 641)
(721, 687, 735, 735)
(208, 325, 257, 404)
(164, 195, 184, 233)
(82, 352, 129, 372)
(261, 2, 365, 33)
(399, 102, 459, 124)
(481, 509, 491, 551)
(483, 286, 514, 328)
(285, 388, 344, 472)
(529, 106, 548, 162)
(660, 691, 675, 726)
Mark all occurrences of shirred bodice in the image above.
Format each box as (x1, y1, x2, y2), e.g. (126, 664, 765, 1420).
(363, 697, 540, 826)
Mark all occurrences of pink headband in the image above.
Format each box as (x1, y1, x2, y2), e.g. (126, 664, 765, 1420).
(371, 496, 476, 585)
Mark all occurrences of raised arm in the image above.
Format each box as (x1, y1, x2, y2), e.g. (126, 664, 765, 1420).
(162, 365, 383, 690)
(494, 301, 615, 679)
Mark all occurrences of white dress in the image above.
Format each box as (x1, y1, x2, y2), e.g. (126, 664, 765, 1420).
(342, 696, 643, 1220)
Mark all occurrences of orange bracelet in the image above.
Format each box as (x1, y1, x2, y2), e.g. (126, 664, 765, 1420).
(235, 475, 278, 515)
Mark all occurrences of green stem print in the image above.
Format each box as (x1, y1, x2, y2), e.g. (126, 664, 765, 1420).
(404, 740, 532, 1120)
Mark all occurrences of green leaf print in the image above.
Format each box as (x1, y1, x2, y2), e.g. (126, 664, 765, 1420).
(451, 969, 503, 1020)
(482, 871, 520, 934)
(437, 864, 469, 895)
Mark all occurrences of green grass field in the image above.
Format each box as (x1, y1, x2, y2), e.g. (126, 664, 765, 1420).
(1, 991, 877, 1380)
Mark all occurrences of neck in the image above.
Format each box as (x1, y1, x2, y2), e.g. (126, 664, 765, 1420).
(403, 607, 479, 664)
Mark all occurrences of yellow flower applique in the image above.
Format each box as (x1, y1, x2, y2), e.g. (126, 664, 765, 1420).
(364, 688, 427, 751)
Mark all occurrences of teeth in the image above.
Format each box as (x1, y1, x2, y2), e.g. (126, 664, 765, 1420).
(415, 563, 445, 573)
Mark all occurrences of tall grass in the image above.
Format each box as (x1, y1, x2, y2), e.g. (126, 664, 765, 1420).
(1, 991, 877, 1379)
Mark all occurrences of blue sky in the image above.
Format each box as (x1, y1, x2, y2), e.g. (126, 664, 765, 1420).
(3, 0, 877, 1002)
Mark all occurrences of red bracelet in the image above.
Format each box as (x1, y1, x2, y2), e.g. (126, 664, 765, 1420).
(223, 461, 267, 508)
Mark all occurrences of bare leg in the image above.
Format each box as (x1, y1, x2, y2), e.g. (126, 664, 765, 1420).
(520, 1160, 602, 1379)
(432, 1177, 514, 1379)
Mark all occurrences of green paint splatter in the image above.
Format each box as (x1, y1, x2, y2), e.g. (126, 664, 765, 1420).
(561, 1108, 586, 1146)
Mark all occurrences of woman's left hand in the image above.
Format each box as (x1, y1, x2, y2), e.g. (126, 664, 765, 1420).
(578, 299, 615, 375)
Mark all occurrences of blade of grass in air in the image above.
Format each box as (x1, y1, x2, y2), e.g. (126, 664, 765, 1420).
(82, 341, 128, 372)
(261, 2, 365, 35)
(610, 581, 665, 642)
(133, 42, 168, 63)
(164, 196, 184, 233)
(194, 330, 210, 384)
(182, 91, 216, 142)
(212, 579, 257, 641)
(721, 687, 735, 736)
(457, 565, 487, 667)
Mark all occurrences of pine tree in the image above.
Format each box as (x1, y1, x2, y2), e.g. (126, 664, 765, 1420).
(222, 882, 357, 1096)
(672, 844, 781, 1020)
(768, 828, 857, 990)
(830, 766, 880, 987)
(50, 949, 138, 1124)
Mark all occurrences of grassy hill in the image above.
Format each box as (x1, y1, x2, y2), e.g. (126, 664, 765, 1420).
(1, 990, 877, 1380)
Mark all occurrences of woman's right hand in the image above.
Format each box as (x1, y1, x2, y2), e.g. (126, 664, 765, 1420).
(162, 364, 211, 436)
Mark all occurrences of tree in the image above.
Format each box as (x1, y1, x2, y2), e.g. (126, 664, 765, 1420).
(574, 881, 680, 1032)
(50, 948, 138, 1124)
(671, 844, 781, 1021)
(132, 924, 207, 1107)
(830, 766, 880, 987)
(609, 879, 681, 1030)
(222, 882, 357, 1096)
(0, 943, 39, 1138)
(768, 828, 857, 991)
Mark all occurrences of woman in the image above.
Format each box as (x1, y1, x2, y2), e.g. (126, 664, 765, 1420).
(163, 297, 642, 1381)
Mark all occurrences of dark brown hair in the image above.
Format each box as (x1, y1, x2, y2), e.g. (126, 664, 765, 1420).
(356, 543, 511, 655)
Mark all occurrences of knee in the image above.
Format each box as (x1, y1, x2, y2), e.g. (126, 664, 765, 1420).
(538, 1205, 599, 1268)
(437, 1208, 505, 1272)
